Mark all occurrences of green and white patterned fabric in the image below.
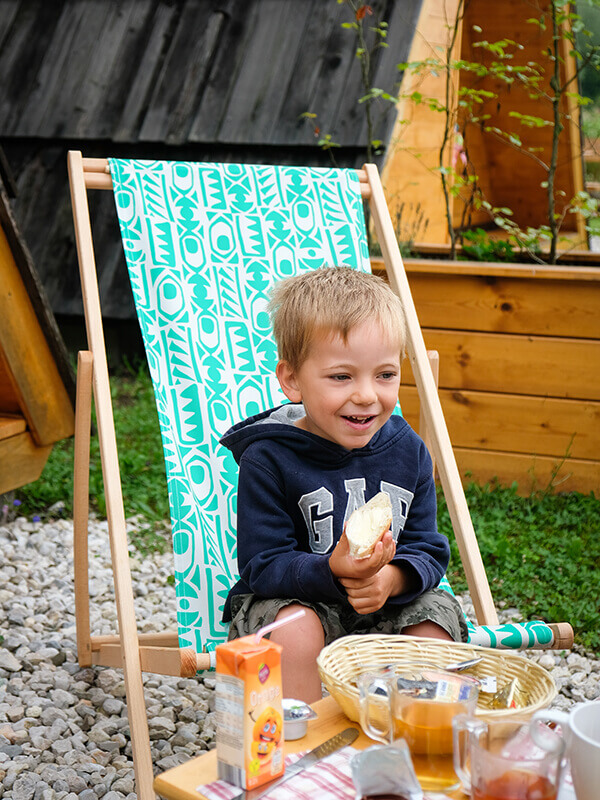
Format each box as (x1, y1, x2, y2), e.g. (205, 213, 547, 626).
(109, 159, 371, 654)
(109, 159, 557, 658)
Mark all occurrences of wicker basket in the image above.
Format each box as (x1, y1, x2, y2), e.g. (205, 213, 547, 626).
(317, 634, 556, 723)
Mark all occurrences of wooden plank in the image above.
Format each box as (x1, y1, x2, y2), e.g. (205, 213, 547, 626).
(271, 0, 352, 145)
(405, 270, 600, 338)
(0, 415, 27, 440)
(114, 4, 179, 140)
(399, 386, 600, 461)
(69, 2, 139, 138)
(91, 643, 198, 678)
(453, 447, 600, 497)
(209, 1, 311, 144)
(401, 330, 600, 401)
(139, 2, 227, 144)
(189, 0, 262, 142)
(0, 432, 51, 495)
(0, 223, 74, 445)
(14, 3, 99, 137)
(0, 2, 63, 134)
(0, 182, 75, 405)
(73, 351, 93, 668)
(0, 1, 19, 52)
(0, 346, 20, 413)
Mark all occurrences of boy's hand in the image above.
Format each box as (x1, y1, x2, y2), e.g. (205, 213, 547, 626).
(329, 528, 396, 580)
(340, 564, 405, 614)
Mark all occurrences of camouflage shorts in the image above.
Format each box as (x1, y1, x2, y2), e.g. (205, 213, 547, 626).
(228, 588, 469, 645)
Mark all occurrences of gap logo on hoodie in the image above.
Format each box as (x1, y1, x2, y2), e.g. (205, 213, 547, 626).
(298, 479, 414, 553)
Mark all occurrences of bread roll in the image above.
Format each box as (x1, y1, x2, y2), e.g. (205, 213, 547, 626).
(346, 492, 393, 559)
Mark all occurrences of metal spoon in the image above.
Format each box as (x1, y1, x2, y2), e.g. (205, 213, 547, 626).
(443, 656, 483, 672)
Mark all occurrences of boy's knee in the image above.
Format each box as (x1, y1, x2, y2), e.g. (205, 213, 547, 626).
(272, 604, 324, 656)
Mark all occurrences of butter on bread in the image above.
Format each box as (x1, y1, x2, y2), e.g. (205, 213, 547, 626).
(345, 492, 393, 559)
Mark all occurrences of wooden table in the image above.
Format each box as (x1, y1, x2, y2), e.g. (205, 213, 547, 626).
(154, 694, 468, 800)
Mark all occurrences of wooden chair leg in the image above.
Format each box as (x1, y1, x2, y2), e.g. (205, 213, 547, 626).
(73, 350, 94, 667)
(420, 350, 439, 478)
(69, 151, 155, 800)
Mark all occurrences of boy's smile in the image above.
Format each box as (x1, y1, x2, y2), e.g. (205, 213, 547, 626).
(276, 321, 401, 450)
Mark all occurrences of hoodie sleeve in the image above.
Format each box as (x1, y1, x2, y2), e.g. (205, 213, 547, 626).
(235, 453, 347, 604)
(387, 443, 449, 605)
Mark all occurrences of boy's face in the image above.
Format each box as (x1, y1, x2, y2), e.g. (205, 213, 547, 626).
(276, 321, 401, 450)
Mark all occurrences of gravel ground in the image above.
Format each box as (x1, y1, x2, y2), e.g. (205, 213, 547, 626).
(1, 515, 599, 800)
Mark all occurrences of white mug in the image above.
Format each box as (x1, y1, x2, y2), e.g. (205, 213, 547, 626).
(532, 701, 600, 800)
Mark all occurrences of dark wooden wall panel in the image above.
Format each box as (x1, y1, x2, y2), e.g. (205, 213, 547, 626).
(1, 0, 420, 146)
(0, 0, 422, 320)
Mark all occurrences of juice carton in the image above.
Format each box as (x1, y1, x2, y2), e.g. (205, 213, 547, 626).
(215, 635, 285, 790)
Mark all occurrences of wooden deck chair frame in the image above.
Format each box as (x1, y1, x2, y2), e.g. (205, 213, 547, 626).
(67, 152, 573, 800)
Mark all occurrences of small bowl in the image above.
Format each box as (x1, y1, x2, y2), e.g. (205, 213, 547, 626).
(282, 698, 318, 740)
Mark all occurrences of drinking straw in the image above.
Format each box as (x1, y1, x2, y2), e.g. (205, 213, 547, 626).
(254, 608, 306, 643)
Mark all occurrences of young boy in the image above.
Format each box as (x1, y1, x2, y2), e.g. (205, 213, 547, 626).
(220, 266, 467, 702)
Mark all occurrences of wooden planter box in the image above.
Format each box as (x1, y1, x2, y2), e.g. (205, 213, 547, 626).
(376, 258, 600, 495)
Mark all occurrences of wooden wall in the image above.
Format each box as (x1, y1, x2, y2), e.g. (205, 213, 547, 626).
(382, 0, 586, 245)
(382, 0, 461, 244)
(0, 0, 422, 321)
(389, 259, 600, 495)
(458, 0, 584, 234)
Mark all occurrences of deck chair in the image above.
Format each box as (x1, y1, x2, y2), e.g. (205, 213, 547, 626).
(68, 153, 573, 799)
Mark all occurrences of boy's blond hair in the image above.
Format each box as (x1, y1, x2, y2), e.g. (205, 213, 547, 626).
(268, 266, 407, 370)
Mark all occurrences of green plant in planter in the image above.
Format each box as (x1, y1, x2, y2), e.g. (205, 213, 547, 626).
(398, 0, 600, 263)
(397, 1, 543, 259)
(483, 0, 600, 263)
(461, 228, 517, 262)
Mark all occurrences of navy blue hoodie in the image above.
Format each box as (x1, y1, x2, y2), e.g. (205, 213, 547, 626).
(219, 404, 449, 621)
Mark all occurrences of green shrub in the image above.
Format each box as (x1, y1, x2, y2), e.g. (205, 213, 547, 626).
(461, 228, 517, 262)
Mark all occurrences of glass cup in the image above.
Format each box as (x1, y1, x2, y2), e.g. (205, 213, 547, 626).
(453, 715, 565, 800)
(358, 666, 480, 793)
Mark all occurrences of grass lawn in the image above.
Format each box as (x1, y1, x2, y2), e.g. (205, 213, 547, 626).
(12, 364, 600, 654)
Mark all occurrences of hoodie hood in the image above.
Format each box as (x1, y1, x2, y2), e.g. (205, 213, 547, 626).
(220, 403, 409, 465)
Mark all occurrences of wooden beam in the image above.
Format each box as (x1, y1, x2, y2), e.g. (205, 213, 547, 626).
(401, 330, 600, 401)
(92, 631, 181, 647)
(0, 415, 27, 440)
(73, 351, 94, 668)
(400, 387, 599, 461)
(451, 446, 600, 496)
(0, 432, 52, 495)
(91, 643, 202, 678)
(0, 224, 74, 445)
(90, 634, 212, 676)
(419, 351, 439, 479)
